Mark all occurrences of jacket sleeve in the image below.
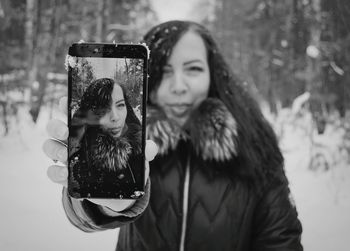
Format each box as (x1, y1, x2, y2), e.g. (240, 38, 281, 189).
(251, 176, 303, 251)
(61, 179, 150, 232)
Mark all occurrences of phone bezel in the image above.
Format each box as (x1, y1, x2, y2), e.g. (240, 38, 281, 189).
(67, 43, 148, 199)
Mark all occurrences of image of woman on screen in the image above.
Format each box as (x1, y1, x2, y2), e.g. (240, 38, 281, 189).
(68, 77, 143, 199)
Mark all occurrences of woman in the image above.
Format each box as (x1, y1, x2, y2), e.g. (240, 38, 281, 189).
(69, 78, 143, 199)
(44, 21, 303, 250)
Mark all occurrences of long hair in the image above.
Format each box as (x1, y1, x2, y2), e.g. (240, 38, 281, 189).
(70, 78, 141, 145)
(77, 78, 140, 127)
(143, 21, 285, 187)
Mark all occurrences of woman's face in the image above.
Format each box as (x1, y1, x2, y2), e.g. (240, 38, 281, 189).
(153, 31, 210, 126)
(99, 84, 127, 138)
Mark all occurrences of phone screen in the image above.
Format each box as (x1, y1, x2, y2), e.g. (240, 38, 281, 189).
(67, 43, 148, 199)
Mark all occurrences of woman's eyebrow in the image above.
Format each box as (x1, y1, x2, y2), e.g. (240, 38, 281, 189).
(115, 99, 125, 104)
(183, 59, 204, 65)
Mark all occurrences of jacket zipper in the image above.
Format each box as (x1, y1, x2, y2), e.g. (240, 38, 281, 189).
(179, 158, 190, 251)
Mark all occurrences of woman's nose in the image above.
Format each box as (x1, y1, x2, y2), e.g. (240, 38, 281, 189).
(109, 108, 120, 122)
(170, 72, 187, 95)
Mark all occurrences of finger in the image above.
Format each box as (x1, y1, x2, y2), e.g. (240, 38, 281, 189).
(46, 119, 68, 141)
(145, 140, 158, 161)
(43, 139, 67, 164)
(88, 198, 136, 211)
(47, 165, 68, 187)
(59, 96, 68, 116)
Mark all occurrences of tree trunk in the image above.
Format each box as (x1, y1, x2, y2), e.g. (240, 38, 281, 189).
(96, 0, 107, 42)
(25, 0, 40, 122)
(25, 0, 36, 61)
(27, 0, 61, 123)
(25, 0, 37, 87)
(0, 99, 8, 135)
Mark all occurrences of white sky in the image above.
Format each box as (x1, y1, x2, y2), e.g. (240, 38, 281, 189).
(150, 0, 198, 21)
(82, 0, 200, 78)
(86, 58, 118, 79)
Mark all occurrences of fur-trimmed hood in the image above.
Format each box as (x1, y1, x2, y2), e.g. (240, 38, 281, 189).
(90, 130, 132, 171)
(83, 122, 142, 172)
(75, 98, 238, 171)
(147, 98, 238, 162)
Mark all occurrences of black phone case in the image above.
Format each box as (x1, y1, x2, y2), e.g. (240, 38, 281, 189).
(67, 43, 148, 199)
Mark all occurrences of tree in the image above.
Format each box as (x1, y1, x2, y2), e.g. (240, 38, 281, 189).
(210, 0, 318, 113)
(1, 0, 158, 125)
(107, 0, 157, 42)
(116, 58, 143, 108)
(319, 0, 350, 117)
(70, 57, 95, 112)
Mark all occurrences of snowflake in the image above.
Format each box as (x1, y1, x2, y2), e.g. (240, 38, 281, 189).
(139, 42, 150, 59)
(64, 55, 77, 70)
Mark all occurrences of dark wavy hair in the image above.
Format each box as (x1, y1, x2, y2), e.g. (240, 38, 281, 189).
(77, 78, 140, 127)
(143, 21, 285, 187)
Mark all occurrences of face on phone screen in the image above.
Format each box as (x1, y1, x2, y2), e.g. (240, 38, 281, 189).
(67, 45, 146, 199)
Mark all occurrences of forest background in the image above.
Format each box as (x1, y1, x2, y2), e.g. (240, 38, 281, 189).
(0, 0, 349, 250)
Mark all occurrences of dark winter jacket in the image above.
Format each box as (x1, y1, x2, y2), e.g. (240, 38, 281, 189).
(62, 98, 303, 251)
(68, 122, 144, 199)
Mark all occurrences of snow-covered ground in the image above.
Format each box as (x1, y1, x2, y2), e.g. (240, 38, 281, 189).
(282, 124, 350, 251)
(0, 107, 118, 251)
(0, 105, 349, 251)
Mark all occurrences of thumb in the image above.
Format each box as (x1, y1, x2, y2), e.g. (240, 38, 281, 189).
(145, 140, 158, 161)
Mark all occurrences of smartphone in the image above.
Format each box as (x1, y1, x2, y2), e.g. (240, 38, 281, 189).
(67, 43, 148, 199)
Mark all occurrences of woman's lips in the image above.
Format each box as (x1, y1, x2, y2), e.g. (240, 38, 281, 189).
(167, 103, 192, 116)
(109, 127, 122, 136)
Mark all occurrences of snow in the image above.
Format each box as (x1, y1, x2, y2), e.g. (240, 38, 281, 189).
(267, 107, 350, 251)
(150, 0, 197, 22)
(283, 132, 350, 251)
(0, 106, 118, 251)
(0, 105, 349, 250)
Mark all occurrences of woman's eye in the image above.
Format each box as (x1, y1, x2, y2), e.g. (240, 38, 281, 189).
(189, 66, 203, 72)
(185, 66, 204, 75)
(116, 102, 125, 108)
(94, 108, 109, 116)
(162, 67, 173, 77)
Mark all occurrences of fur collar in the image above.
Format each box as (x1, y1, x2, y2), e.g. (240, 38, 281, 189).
(88, 123, 142, 172)
(91, 131, 132, 171)
(147, 98, 238, 162)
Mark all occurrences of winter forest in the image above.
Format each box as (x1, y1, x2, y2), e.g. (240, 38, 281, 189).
(0, 0, 349, 250)
(69, 56, 144, 120)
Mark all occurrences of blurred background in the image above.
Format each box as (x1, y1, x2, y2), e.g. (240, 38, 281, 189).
(0, 0, 349, 250)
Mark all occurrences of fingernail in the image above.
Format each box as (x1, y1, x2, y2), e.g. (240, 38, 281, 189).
(60, 168, 68, 179)
(57, 149, 67, 160)
(58, 127, 68, 139)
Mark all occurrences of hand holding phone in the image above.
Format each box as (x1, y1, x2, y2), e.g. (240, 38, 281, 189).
(67, 43, 148, 199)
(43, 97, 158, 210)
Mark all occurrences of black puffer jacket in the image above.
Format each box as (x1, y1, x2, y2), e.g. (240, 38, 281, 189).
(63, 98, 303, 251)
(68, 122, 143, 199)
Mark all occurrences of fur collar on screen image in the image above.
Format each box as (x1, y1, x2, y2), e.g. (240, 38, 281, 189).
(147, 98, 238, 162)
(90, 123, 142, 172)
